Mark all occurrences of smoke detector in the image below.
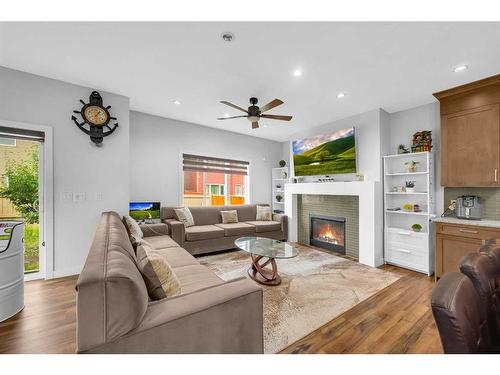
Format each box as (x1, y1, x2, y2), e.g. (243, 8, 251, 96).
(221, 32, 234, 42)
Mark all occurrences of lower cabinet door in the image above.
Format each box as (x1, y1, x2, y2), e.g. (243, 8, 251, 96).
(435, 234, 482, 279)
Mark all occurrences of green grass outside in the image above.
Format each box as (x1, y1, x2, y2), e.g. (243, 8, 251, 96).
(24, 223, 39, 273)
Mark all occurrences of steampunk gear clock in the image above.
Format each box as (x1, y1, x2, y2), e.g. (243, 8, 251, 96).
(71, 91, 118, 145)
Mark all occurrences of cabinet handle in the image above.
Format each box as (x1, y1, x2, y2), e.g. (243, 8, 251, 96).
(459, 229, 478, 234)
(495, 169, 498, 183)
(395, 248, 412, 254)
(397, 232, 412, 236)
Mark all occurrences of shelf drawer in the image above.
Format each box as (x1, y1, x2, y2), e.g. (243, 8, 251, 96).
(386, 230, 428, 252)
(436, 223, 500, 240)
(385, 244, 429, 271)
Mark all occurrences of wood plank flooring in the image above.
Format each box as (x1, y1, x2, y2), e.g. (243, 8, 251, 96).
(0, 265, 442, 354)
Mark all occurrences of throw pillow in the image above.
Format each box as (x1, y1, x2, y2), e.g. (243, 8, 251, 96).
(256, 205, 272, 221)
(123, 215, 144, 245)
(136, 241, 182, 300)
(174, 207, 195, 227)
(221, 210, 238, 224)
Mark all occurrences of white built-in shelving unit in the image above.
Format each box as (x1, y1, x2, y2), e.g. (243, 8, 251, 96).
(271, 167, 288, 213)
(383, 151, 434, 275)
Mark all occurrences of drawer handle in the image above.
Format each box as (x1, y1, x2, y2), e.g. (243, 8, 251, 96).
(397, 231, 412, 236)
(395, 248, 412, 254)
(459, 229, 478, 234)
(495, 169, 498, 183)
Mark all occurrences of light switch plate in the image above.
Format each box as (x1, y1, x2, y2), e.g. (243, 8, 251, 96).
(95, 192, 103, 201)
(72, 192, 86, 203)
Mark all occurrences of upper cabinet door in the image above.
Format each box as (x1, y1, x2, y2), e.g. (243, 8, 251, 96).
(441, 104, 500, 186)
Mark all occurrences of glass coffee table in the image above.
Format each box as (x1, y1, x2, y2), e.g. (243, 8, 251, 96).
(235, 236, 299, 286)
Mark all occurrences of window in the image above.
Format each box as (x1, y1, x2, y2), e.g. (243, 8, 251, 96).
(0, 137, 16, 146)
(183, 154, 249, 207)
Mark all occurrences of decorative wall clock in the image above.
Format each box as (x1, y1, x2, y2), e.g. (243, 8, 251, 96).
(71, 91, 119, 146)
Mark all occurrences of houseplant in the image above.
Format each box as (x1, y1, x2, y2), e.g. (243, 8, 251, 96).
(279, 160, 286, 167)
(275, 194, 283, 202)
(405, 180, 416, 193)
(411, 223, 422, 232)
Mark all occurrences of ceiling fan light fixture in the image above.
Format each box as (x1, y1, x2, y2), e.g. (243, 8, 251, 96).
(248, 115, 260, 122)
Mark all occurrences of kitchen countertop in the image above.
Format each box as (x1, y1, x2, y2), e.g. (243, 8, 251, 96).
(432, 216, 500, 229)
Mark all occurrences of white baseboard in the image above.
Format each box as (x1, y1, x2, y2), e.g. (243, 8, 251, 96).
(52, 266, 81, 279)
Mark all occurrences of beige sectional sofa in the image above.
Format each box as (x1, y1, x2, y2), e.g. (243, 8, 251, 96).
(162, 204, 288, 255)
(76, 211, 263, 353)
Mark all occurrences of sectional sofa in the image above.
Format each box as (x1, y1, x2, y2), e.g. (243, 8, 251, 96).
(76, 211, 263, 353)
(162, 204, 288, 255)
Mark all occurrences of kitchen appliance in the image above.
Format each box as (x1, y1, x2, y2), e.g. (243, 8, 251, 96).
(456, 195, 483, 220)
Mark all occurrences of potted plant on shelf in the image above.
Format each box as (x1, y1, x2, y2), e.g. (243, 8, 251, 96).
(404, 160, 420, 173)
(275, 194, 283, 202)
(279, 160, 286, 167)
(411, 223, 422, 232)
(398, 144, 410, 154)
(405, 180, 416, 193)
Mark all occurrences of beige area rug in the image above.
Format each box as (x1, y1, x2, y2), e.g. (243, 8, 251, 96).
(198, 245, 401, 353)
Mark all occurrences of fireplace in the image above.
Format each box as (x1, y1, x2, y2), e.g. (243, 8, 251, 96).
(309, 214, 346, 255)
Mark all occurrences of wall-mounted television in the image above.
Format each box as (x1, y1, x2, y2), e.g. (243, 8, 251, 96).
(129, 201, 161, 223)
(292, 127, 356, 176)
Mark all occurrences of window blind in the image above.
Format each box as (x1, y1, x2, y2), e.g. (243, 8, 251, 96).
(183, 153, 249, 175)
(0, 126, 45, 142)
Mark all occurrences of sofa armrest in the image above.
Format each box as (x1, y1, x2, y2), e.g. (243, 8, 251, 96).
(82, 278, 263, 354)
(163, 219, 185, 246)
(139, 223, 170, 237)
(273, 213, 288, 240)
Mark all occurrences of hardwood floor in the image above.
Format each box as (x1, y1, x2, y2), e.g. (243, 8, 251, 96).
(0, 266, 442, 354)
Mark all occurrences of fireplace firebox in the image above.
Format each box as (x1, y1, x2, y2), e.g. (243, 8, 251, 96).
(309, 214, 346, 255)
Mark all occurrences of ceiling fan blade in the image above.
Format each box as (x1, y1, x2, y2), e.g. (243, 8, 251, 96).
(220, 101, 248, 113)
(252, 122, 259, 129)
(260, 114, 293, 121)
(217, 115, 248, 120)
(259, 99, 284, 113)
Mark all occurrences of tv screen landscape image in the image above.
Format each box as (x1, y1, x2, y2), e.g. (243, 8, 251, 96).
(292, 127, 356, 176)
(129, 201, 161, 222)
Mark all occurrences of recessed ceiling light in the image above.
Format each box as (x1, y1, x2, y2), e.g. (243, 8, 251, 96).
(221, 32, 234, 42)
(337, 92, 346, 99)
(173, 100, 181, 105)
(224, 113, 230, 118)
(453, 65, 468, 73)
(293, 69, 302, 77)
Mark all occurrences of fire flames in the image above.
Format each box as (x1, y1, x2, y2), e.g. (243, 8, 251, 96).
(316, 224, 343, 245)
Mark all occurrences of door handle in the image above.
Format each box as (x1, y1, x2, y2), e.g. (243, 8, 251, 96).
(459, 229, 478, 234)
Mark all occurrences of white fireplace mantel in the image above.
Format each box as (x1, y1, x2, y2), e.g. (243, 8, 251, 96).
(284, 181, 383, 267)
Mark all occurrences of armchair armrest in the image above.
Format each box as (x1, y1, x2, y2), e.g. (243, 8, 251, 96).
(273, 213, 288, 241)
(163, 219, 185, 246)
(139, 223, 169, 237)
(83, 278, 263, 354)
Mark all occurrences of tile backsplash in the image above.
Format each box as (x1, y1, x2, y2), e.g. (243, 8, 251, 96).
(444, 187, 500, 220)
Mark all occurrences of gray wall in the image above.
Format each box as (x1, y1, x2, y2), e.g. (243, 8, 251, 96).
(388, 102, 443, 214)
(0, 67, 130, 277)
(129, 111, 283, 206)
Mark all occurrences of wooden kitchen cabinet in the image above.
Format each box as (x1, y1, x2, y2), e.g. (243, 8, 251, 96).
(434, 74, 500, 187)
(434, 222, 500, 279)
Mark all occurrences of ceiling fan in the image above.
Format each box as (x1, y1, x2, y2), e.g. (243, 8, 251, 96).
(217, 97, 292, 129)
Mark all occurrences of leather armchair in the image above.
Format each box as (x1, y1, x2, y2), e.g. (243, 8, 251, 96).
(431, 272, 488, 353)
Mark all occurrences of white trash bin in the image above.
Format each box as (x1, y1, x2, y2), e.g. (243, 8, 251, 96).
(0, 221, 25, 322)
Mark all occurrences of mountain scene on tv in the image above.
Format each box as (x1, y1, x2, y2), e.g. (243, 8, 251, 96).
(292, 128, 356, 176)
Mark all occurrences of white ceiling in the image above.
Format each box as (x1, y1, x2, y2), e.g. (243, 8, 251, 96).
(1, 22, 499, 141)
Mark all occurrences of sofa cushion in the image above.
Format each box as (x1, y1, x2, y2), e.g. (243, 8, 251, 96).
(123, 215, 143, 246)
(136, 243, 182, 300)
(214, 223, 256, 237)
(246, 221, 282, 233)
(155, 246, 199, 268)
(256, 205, 272, 221)
(185, 225, 225, 241)
(174, 207, 195, 227)
(144, 235, 180, 250)
(172, 264, 224, 294)
(221, 210, 238, 224)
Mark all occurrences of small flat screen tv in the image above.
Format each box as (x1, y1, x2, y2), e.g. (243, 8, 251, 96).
(129, 201, 161, 223)
(292, 127, 356, 177)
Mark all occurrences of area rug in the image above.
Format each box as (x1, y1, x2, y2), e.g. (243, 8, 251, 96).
(198, 245, 401, 353)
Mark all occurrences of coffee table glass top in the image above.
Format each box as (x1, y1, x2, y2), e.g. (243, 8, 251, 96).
(235, 237, 299, 259)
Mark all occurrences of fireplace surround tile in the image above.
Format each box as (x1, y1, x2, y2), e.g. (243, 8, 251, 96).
(297, 195, 359, 259)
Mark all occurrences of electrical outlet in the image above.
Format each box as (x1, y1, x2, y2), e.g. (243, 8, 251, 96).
(72, 192, 86, 203)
